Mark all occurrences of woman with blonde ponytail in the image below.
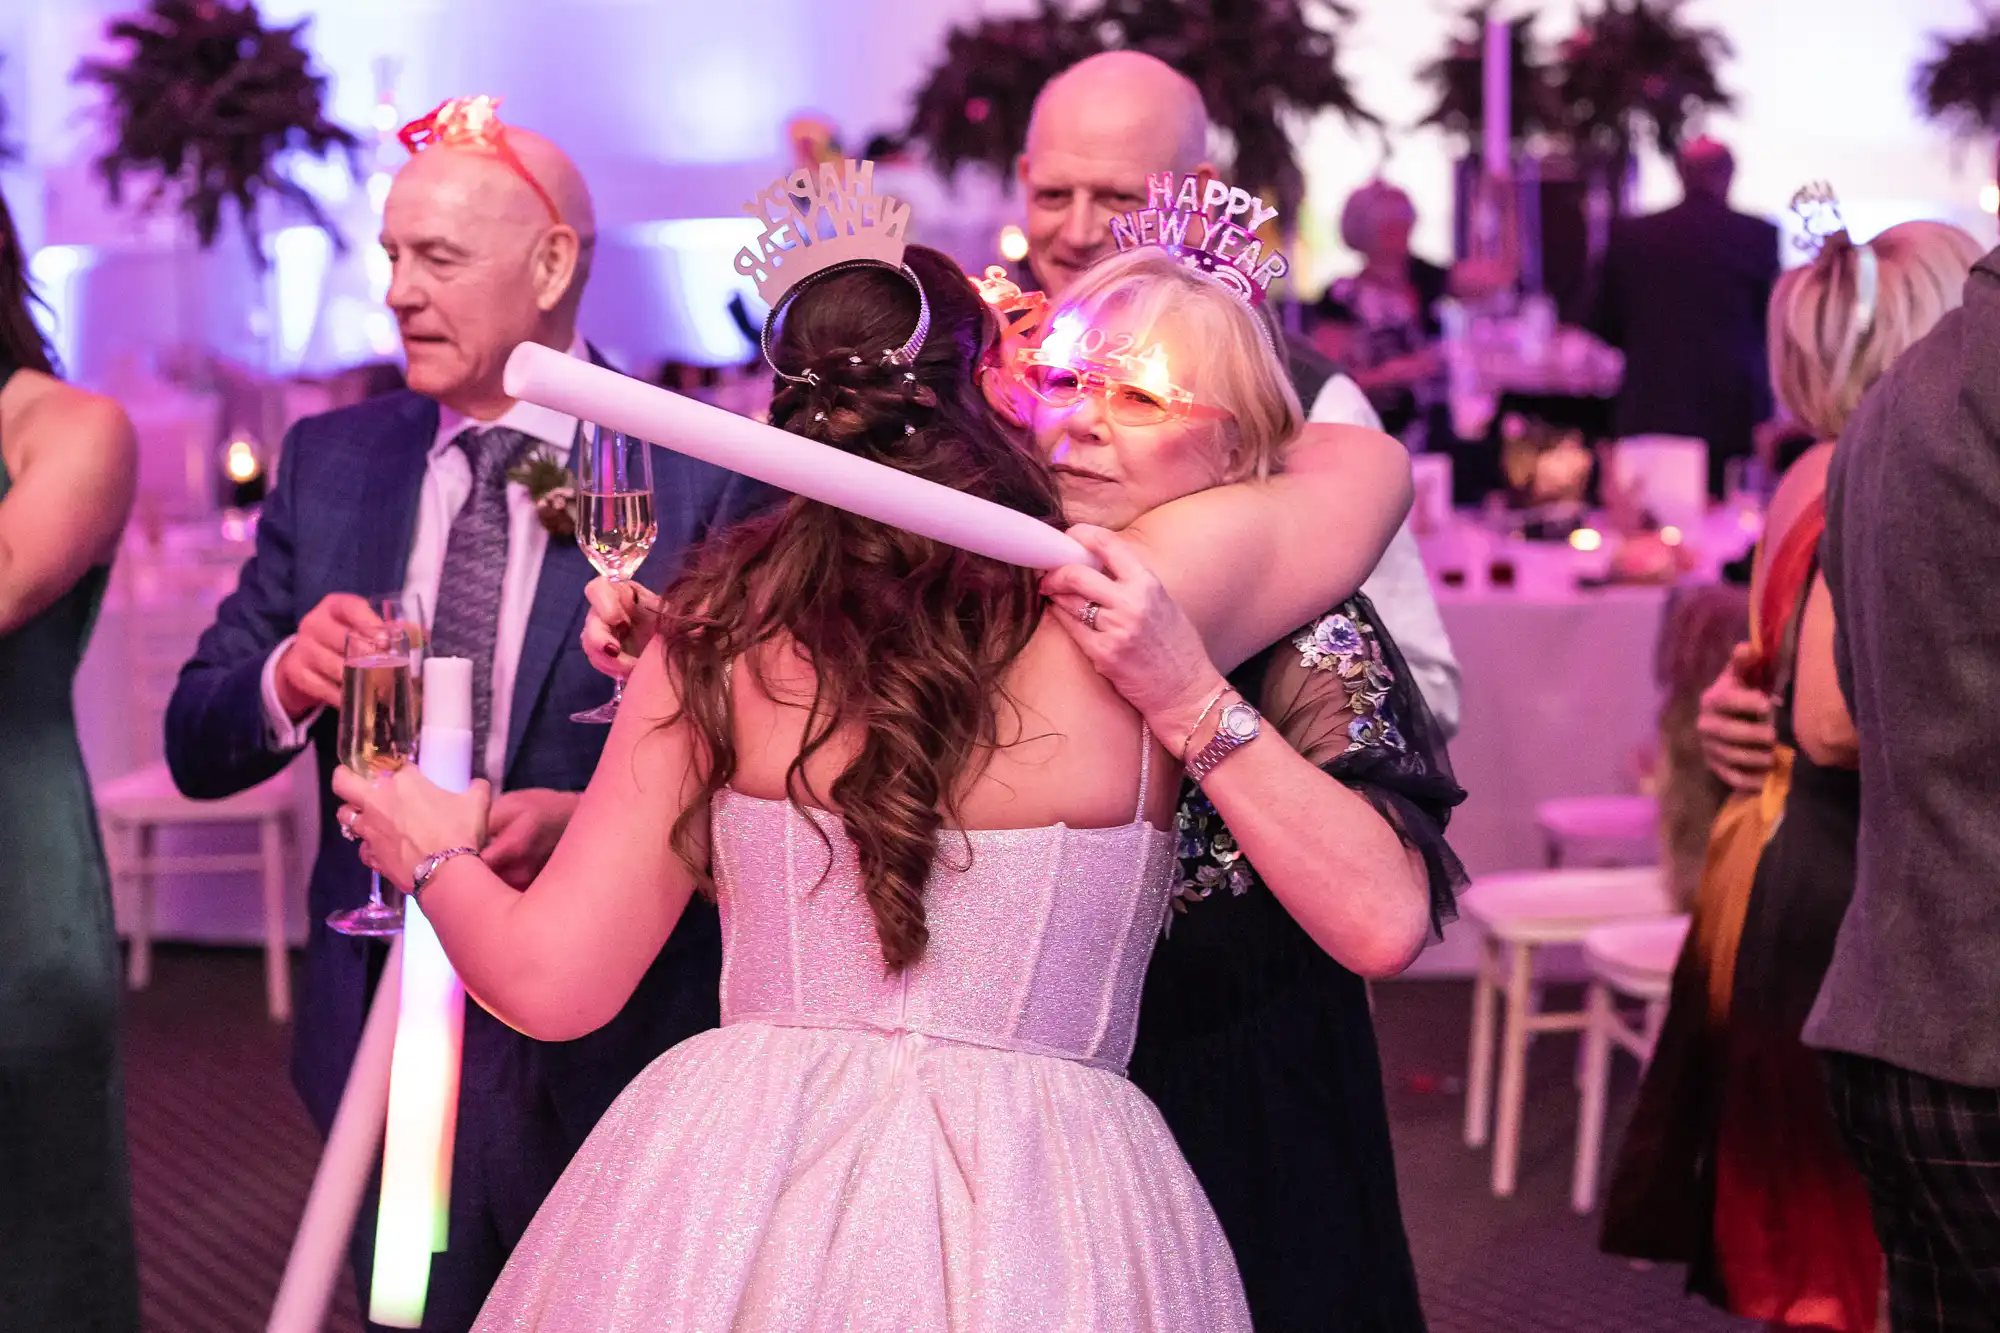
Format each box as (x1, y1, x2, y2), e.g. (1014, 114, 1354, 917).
(1604, 209, 1983, 1331)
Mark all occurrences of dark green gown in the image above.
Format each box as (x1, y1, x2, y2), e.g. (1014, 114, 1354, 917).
(0, 358, 141, 1330)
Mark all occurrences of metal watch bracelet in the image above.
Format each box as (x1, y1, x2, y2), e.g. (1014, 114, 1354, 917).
(410, 845, 479, 899)
(1184, 699, 1261, 784)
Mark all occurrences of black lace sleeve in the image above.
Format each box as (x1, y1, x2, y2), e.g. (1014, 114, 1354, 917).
(1258, 593, 1468, 936)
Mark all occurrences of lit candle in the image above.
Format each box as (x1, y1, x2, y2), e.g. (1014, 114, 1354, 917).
(369, 658, 473, 1328)
(1483, 15, 1511, 182)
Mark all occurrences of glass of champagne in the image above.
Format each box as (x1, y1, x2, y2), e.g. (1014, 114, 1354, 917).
(327, 624, 420, 937)
(375, 592, 427, 718)
(571, 423, 657, 723)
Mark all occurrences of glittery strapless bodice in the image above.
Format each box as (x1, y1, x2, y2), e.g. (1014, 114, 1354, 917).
(710, 791, 1178, 1074)
(476, 730, 1252, 1331)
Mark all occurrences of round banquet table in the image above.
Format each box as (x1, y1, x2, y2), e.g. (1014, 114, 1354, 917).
(1433, 581, 1669, 878)
(1403, 508, 1761, 975)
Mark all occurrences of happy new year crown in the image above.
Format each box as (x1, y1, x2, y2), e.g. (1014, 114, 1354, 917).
(1110, 171, 1290, 309)
(735, 159, 929, 383)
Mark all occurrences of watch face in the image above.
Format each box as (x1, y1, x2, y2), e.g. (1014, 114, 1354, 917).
(1219, 702, 1259, 740)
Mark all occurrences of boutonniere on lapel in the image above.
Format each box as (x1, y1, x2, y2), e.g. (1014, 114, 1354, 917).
(509, 448, 577, 538)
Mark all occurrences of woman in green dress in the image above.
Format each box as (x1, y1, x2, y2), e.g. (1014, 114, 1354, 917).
(0, 187, 141, 1330)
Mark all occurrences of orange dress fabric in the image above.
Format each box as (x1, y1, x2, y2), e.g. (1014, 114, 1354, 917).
(1602, 498, 1879, 1332)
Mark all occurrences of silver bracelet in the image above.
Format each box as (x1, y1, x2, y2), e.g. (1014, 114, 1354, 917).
(1179, 681, 1232, 759)
(410, 845, 479, 900)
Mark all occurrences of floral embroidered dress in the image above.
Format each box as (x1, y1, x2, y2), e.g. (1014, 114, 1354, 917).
(1129, 593, 1466, 1332)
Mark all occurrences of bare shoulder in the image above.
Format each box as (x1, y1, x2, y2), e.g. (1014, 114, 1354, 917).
(2, 371, 136, 470)
(972, 618, 1157, 830)
(1749, 441, 1834, 596)
(1771, 441, 1834, 516)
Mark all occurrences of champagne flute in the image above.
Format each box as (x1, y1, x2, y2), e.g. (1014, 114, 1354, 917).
(571, 424, 657, 723)
(374, 592, 427, 717)
(327, 624, 419, 937)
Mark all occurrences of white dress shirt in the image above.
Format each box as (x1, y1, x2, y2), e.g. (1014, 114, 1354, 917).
(260, 337, 587, 786)
(1310, 374, 1463, 737)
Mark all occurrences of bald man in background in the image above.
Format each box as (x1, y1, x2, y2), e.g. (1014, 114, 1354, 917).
(1019, 53, 1445, 1330)
(1019, 52, 1458, 732)
(166, 105, 771, 1330)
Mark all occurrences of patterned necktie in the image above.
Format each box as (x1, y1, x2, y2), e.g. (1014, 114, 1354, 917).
(429, 425, 540, 778)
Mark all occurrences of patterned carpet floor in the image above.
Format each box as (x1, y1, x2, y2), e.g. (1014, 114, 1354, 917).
(123, 947, 1750, 1332)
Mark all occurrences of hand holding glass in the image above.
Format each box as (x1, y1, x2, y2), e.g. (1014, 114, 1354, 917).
(572, 424, 656, 722)
(327, 625, 419, 937)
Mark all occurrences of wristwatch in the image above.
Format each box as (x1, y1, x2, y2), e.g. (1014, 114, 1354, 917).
(1184, 700, 1261, 784)
(410, 846, 479, 900)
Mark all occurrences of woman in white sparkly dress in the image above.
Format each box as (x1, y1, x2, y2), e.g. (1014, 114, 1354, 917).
(336, 242, 1420, 1331)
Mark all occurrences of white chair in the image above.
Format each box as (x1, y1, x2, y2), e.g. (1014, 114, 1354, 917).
(1535, 794, 1659, 868)
(1571, 915, 1692, 1213)
(1460, 866, 1676, 1197)
(94, 557, 299, 1022)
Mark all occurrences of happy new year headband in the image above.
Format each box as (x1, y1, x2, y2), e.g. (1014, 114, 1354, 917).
(1111, 172, 1291, 310)
(734, 158, 930, 386)
(399, 95, 563, 226)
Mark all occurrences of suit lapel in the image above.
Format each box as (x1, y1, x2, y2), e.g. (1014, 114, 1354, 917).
(505, 483, 593, 778)
(346, 394, 436, 600)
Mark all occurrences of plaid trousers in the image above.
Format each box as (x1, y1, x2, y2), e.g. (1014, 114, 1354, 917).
(1822, 1051, 2000, 1332)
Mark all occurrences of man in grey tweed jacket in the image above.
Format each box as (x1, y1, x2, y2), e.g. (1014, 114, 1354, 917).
(1807, 244, 2000, 1329)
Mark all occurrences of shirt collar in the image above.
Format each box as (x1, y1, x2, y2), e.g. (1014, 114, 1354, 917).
(432, 333, 588, 461)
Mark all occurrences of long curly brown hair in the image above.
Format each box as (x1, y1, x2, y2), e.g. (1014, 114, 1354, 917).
(658, 245, 1063, 970)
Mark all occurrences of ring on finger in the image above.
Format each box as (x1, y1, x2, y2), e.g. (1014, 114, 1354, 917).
(1080, 600, 1102, 631)
(339, 807, 360, 841)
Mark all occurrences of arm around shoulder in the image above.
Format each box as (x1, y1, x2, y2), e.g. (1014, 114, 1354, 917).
(1120, 422, 1412, 673)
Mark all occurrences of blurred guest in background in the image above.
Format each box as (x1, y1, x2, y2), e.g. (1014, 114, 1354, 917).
(1313, 181, 1452, 452)
(1809, 241, 2000, 1333)
(1588, 138, 1779, 497)
(0, 187, 141, 1330)
(1604, 216, 1979, 1332)
(164, 107, 769, 1331)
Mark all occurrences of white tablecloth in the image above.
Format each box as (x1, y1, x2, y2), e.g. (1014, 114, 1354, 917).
(1435, 583, 1667, 876)
(1413, 507, 1758, 877)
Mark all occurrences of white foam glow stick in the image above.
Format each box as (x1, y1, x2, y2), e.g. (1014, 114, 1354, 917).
(369, 658, 473, 1328)
(267, 937, 402, 1333)
(503, 342, 1099, 571)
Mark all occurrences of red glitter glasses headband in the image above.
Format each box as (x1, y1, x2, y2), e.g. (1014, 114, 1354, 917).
(398, 95, 562, 226)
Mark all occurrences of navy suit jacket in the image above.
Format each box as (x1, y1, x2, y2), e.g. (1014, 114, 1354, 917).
(1589, 196, 1780, 492)
(165, 384, 776, 1134)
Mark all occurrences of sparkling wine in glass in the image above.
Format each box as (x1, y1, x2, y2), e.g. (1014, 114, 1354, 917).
(572, 424, 656, 723)
(327, 625, 419, 938)
(375, 592, 427, 719)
